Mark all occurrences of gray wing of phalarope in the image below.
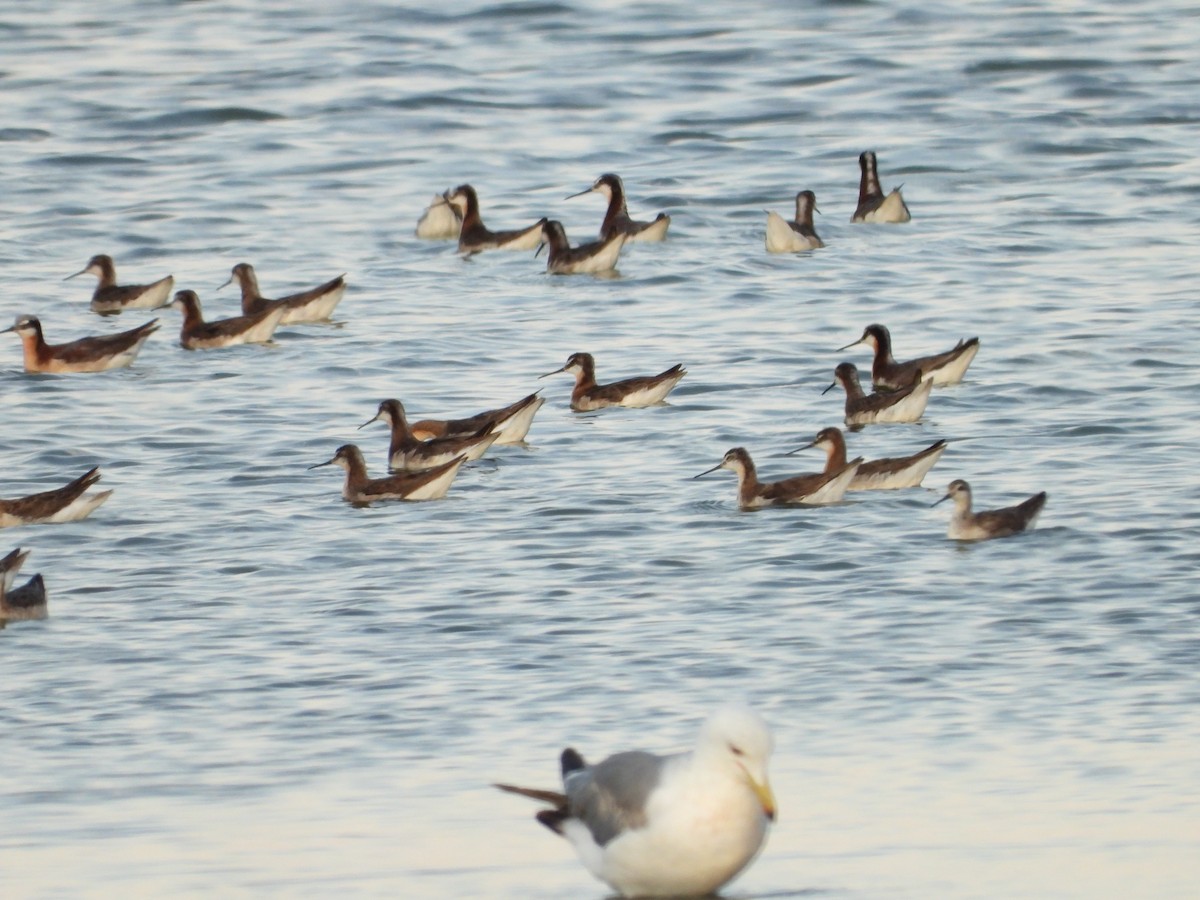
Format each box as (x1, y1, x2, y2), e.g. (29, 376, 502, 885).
(853, 440, 947, 490)
(879, 339, 979, 389)
(92, 276, 175, 312)
(589, 365, 686, 407)
(49, 320, 159, 364)
(974, 492, 1048, 537)
(412, 392, 542, 440)
(0, 467, 105, 524)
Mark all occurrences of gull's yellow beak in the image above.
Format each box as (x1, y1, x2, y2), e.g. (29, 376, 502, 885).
(749, 775, 777, 822)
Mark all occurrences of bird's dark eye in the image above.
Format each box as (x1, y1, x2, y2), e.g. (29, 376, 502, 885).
(729, 744, 744, 756)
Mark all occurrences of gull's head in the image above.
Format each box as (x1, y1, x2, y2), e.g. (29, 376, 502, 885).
(697, 704, 776, 821)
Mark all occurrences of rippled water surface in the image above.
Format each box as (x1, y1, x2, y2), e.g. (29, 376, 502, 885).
(3, 1, 1199, 897)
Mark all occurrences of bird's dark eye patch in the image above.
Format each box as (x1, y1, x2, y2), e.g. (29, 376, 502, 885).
(729, 744, 745, 756)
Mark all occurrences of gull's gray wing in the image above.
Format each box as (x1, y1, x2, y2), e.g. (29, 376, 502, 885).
(565, 750, 670, 846)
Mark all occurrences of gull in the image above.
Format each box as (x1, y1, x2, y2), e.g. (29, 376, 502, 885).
(495, 704, 775, 898)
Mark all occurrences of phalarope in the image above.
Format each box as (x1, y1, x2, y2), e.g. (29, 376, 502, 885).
(824, 362, 931, 425)
(541, 352, 686, 411)
(5, 572, 47, 618)
(1, 547, 29, 591)
(695, 446, 862, 509)
(791, 426, 946, 491)
(764, 190, 824, 252)
(934, 479, 1047, 541)
(309, 444, 465, 504)
(220, 262, 346, 324)
(851, 151, 911, 223)
(839, 323, 979, 390)
(494, 704, 774, 899)
(566, 173, 671, 242)
(168, 289, 284, 350)
(1, 547, 47, 621)
(3, 314, 158, 373)
(537, 220, 626, 275)
(359, 399, 499, 471)
(0, 467, 112, 529)
(409, 391, 545, 445)
(445, 184, 547, 253)
(66, 254, 175, 315)
(415, 191, 464, 240)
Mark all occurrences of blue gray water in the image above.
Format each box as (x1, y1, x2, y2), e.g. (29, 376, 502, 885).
(3, 1, 1199, 897)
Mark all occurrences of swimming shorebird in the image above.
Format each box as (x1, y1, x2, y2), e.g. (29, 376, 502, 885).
(309, 444, 465, 504)
(66, 254, 175, 315)
(851, 151, 911, 223)
(695, 446, 862, 510)
(415, 191, 464, 240)
(566, 173, 671, 242)
(790, 426, 946, 491)
(934, 479, 1047, 541)
(359, 399, 499, 471)
(409, 392, 545, 445)
(2, 314, 158, 373)
(0, 467, 112, 528)
(839, 323, 979, 390)
(824, 362, 932, 426)
(494, 704, 775, 899)
(445, 184, 547, 253)
(1, 547, 28, 592)
(541, 352, 686, 411)
(0, 547, 47, 621)
(537, 220, 626, 275)
(167, 289, 284, 350)
(764, 190, 824, 252)
(219, 262, 346, 324)
(5, 572, 47, 619)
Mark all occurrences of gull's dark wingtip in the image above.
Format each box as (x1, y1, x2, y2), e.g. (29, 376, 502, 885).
(561, 748, 586, 776)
